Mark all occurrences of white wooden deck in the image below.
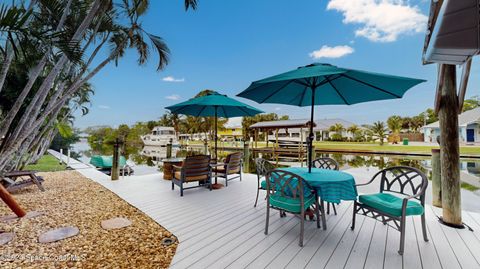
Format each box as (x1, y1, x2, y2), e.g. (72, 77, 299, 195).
(48, 150, 480, 269)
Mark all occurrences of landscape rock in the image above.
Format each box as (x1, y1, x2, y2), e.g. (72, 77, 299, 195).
(0, 232, 14, 245)
(39, 226, 79, 243)
(101, 217, 132, 230)
(0, 211, 44, 223)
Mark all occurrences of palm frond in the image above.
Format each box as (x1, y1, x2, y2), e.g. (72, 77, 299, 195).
(185, 0, 198, 10)
(146, 33, 169, 70)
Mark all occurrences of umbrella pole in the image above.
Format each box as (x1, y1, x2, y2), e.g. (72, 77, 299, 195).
(215, 106, 218, 161)
(308, 88, 316, 173)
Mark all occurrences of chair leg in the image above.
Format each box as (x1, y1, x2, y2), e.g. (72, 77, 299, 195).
(351, 202, 356, 230)
(333, 204, 337, 215)
(327, 203, 330, 215)
(421, 213, 429, 242)
(320, 200, 327, 230)
(254, 184, 260, 207)
(180, 184, 184, 197)
(299, 211, 305, 247)
(315, 196, 321, 229)
(399, 215, 406, 255)
(225, 175, 228, 187)
(265, 202, 270, 235)
(209, 178, 212, 191)
(171, 182, 174, 190)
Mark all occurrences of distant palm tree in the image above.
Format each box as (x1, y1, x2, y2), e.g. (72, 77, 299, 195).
(329, 123, 344, 134)
(387, 115, 403, 143)
(369, 121, 388, 145)
(347, 124, 361, 141)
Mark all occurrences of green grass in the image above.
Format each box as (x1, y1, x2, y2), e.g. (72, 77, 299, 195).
(312, 142, 480, 155)
(185, 140, 480, 156)
(24, 154, 66, 172)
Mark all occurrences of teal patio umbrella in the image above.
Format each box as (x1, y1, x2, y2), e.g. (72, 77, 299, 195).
(237, 63, 426, 172)
(165, 92, 263, 160)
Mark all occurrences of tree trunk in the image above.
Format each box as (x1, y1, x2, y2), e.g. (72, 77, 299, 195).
(439, 64, 462, 226)
(0, 0, 103, 169)
(0, 0, 74, 141)
(0, 46, 14, 94)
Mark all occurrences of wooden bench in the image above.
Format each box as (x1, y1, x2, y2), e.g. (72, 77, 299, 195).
(1, 170, 45, 192)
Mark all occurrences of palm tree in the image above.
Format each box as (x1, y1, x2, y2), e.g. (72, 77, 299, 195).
(369, 121, 388, 146)
(0, 0, 199, 171)
(387, 115, 403, 144)
(347, 124, 361, 141)
(329, 123, 344, 134)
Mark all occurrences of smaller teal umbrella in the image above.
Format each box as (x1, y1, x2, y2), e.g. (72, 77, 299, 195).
(165, 92, 263, 159)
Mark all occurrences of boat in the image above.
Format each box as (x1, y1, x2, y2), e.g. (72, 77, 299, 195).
(141, 126, 180, 147)
(89, 155, 134, 175)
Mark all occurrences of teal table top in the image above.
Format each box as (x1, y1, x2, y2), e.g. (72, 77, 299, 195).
(278, 167, 358, 203)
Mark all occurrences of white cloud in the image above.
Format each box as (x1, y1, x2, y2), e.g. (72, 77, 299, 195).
(162, 76, 185, 82)
(327, 0, 427, 42)
(309, 45, 354, 59)
(166, 94, 180, 100)
(98, 105, 110, 109)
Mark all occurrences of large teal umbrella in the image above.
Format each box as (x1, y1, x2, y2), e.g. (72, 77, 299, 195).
(165, 92, 263, 160)
(237, 63, 426, 172)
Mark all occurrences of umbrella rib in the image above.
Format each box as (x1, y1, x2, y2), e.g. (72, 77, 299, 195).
(327, 78, 350, 105)
(259, 80, 296, 103)
(238, 81, 272, 95)
(342, 74, 402, 98)
(196, 106, 207, 117)
(221, 106, 228, 118)
(297, 84, 310, 106)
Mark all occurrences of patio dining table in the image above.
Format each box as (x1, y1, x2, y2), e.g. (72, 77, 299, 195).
(278, 167, 358, 229)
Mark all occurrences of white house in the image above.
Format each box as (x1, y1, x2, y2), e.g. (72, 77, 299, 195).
(423, 107, 480, 144)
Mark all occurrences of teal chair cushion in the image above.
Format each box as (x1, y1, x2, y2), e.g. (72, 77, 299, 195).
(269, 194, 315, 213)
(261, 180, 267, 189)
(359, 193, 424, 217)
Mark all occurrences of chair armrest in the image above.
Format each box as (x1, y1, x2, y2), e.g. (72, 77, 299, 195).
(355, 170, 384, 187)
(172, 165, 183, 171)
(404, 192, 423, 200)
(355, 182, 372, 187)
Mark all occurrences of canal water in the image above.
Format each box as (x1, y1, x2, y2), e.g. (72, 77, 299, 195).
(72, 139, 480, 212)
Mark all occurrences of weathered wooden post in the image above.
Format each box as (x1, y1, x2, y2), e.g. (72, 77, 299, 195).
(203, 139, 208, 155)
(0, 184, 26, 217)
(67, 149, 71, 166)
(243, 140, 250, 173)
(166, 138, 173, 158)
(438, 64, 462, 226)
(111, 138, 120, 180)
(431, 148, 442, 207)
(59, 148, 63, 164)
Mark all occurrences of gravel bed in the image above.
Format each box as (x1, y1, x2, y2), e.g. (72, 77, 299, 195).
(0, 171, 177, 268)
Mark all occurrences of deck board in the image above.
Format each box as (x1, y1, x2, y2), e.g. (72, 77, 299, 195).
(48, 150, 480, 269)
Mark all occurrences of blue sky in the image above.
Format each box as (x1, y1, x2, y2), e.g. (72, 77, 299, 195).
(74, 0, 480, 128)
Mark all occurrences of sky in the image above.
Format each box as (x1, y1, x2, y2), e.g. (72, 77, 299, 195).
(74, 0, 480, 129)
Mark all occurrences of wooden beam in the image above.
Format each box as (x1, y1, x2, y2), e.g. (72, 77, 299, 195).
(438, 64, 462, 226)
(0, 184, 26, 217)
(434, 64, 446, 115)
(458, 58, 472, 112)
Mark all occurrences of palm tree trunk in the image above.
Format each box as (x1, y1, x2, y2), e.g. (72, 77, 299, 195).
(0, 0, 39, 94)
(0, 0, 102, 155)
(0, 45, 14, 94)
(0, 0, 74, 142)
